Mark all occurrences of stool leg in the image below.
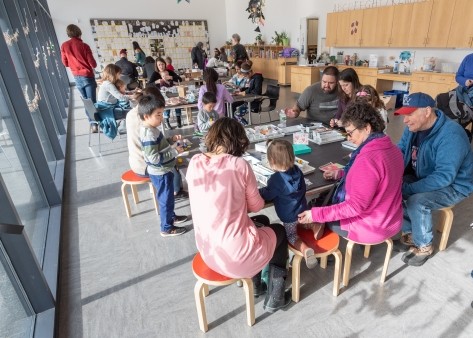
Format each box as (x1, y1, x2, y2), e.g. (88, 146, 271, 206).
(241, 278, 255, 327)
(364, 245, 371, 258)
(320, 256, 328, 269)
(343, 241, 355, 287)
(291, 254, 302, 302)
(332, 249, 342, 296)
(131, 185, 140, 204)
(380, 239, 393, 284)
(194, 280, 208, 332)
(438, 208, 454, 251)
(202, 284, 209, 297)
(149, 183, 159, 215)
(121, 183, 132, 218)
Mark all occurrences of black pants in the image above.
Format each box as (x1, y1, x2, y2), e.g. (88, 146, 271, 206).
(326, 220, 349, 238)
(251, 215, 288, 269)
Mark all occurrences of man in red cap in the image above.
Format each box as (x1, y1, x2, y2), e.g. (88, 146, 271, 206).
(394, 92, 473, 266)
(115, 49, 138, 83)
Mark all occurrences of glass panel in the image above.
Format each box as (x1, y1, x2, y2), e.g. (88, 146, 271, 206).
(0, 8, 57, 169)
(0, 81, 49, 263)
(0, 243, 35, 338)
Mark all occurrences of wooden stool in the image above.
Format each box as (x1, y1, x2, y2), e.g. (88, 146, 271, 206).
(120, 170, 158, 217)
(192, 252, 255, 333)
(436, 207, 454, 251)
(343, 238, 393, 288)
(288, 228, 342, 302)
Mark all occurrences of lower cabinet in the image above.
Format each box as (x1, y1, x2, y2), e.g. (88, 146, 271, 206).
(409, 72, 457, 99)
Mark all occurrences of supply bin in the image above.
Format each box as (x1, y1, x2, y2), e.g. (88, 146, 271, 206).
(383, 90, 408, 108)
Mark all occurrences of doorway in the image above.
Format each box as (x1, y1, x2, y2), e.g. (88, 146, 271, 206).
(307, 18, 318, 64)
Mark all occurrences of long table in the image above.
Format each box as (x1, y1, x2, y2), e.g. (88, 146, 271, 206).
(226, 93, 267, 126)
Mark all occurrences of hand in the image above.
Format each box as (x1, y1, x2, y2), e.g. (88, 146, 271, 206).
(466, 79, 473, 87)
(175, 145, 184, 154)
(298, 210, 313, 224)
(172, 135, 182, 142)
(323, 169, 342, 180)
(285, 108, 297, 118)
(330, 119, 337, 128)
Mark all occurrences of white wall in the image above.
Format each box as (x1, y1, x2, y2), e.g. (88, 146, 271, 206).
(46, 0, 228, 80)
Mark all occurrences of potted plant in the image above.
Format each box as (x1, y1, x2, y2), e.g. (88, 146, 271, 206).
(255, 34, 264, 46)
(280, 31, 289, 46)
(271, 31, 282, 45)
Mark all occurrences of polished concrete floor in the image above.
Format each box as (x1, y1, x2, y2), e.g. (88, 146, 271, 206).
(57, 84, 473, 338)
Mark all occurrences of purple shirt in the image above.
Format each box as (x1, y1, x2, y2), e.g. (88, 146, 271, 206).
(198, 84, 234, 117)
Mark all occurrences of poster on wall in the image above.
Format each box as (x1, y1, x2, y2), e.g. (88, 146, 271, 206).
(89, 18, 210, 71)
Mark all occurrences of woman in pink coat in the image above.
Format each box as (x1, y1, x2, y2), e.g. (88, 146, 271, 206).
(186, 118, 290, 313)
(298, 102, 404, 243)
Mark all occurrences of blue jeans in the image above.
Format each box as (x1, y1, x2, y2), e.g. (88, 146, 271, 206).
(75, 76, 97, 122)
(402, 186, 466, 247)
(164, 108, 181, 118)
(148, 167, 182, 232)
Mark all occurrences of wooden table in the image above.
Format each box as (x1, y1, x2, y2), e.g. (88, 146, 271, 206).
(227, 94, 267, 126)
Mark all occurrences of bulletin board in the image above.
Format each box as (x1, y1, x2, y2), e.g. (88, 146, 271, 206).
(89, 18, 210, 71)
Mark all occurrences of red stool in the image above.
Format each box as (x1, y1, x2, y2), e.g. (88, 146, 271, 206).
(192, 252, 255, 332)
(289, 228, 342, 301)
(121, 170, 158, 217)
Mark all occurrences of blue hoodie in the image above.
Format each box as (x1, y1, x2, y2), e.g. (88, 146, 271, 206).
(398, 109, 473, 197)
(259, 165, 307, 223)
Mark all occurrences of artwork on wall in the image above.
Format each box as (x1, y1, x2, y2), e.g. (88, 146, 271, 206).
(89, 18, 209, 71)
(246, 0, 265, 32)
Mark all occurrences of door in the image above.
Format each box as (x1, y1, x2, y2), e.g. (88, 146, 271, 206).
(426, 0, 455, 47)
(348, 9, 364, 46)
(307, 18, 318, 46)
(326, 13, 338, 46)
(336, 11, 351, 46)
(360, 7, 378, 47)
(447, 0, 473, 48)
(407, 1, 433, 47)
(389, 4, 413, 47)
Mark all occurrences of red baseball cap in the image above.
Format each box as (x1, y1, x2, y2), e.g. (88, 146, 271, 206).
(395, 92, 436, 115)
(119, 49, 127, 55)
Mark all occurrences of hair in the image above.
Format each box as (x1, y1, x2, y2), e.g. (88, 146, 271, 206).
(235, 60, 244, 69)
(155, 57, 167, 72)
(205, 117, 249, 156)
(116, 79, 126, 92)
(341, 101, 385, 133)
(138, 92, 166, 120)
(322, 66, 339, 78)
(232, 33, 241, 43)
(144, 56, 155, 64)
(165, 56, 172, 64)
(240, 62, 252, 74)
(202, 91, 217, 104)
(203, 68, 219, 95)
(196, 41, 204, 48)
(339, 68, 362, 104)
(132, 41, 143, 52)
(266, 139, 295, 172)
(355, 85, 385, 110)
(101, 64, 122, 84)
(214, 48, 221, 58)
(133, 86, 162, 102)
(219, 47, 226, 54)
(66, 24, 82, 38)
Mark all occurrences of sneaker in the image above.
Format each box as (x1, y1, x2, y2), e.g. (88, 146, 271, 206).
(90, 124, 98, 133)
(403, 244, 434, 266)
(304, 248, 318, 269)
(173, 215, 188, 224)
(393, 233, 414, 252)
(160, 226, 187, 237)
(174, 190, 189, 201)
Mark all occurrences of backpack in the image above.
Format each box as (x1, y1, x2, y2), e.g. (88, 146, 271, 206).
(436, 89, 473, 142)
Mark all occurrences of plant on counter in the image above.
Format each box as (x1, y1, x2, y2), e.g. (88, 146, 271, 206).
(255, 33, 264, 45)
(271, 31, 282, 45)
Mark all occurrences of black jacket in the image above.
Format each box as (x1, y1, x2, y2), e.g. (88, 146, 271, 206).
(232, 44, 248, 62)
(191, 47, 207, 69)
(115, 57, 138, 79)
(245, 73, 264, 110)
(147, 70, 182, 88)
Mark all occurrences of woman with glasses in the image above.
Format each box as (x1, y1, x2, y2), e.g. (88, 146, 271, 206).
(298, 102, 404, 244)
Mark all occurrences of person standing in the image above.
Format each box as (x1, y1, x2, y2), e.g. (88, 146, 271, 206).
(60, 24, 98, 131)
(191, 42, 207, 70)
(132, 41, 146, 66)
(231, 34, 248, 63)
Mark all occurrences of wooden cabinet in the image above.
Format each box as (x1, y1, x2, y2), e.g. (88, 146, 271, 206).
(278, 62, 297, 86)
(425, 0, 455, 47)
(290, 66, 322, 94)
(407, 1, 433, 47)
(326, 12, 338, 46)
(338, 66, 388, 91)
(447, 0, 473, 48)
(335, 11, 351, 47)
(389, 4, 413, 47)
(360, 7, 378, 47)
(409, 72, 457, 99)
(246, 45, 295, 81)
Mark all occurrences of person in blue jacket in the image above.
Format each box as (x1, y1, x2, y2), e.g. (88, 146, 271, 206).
(456, 53, 473, 88)
(394, 92, 473, 266)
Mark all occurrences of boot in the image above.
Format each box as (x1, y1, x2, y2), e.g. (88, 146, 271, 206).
(164, 118, 173, 130)
(263, 264, 291, 313)
(252, 271, 267, 297)
(176, 116, 182, 128)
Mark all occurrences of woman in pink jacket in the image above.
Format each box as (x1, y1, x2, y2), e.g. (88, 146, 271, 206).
(299, 102, 403, 243)
(186, 118, 290, 313)
(197, 68, 234, 118)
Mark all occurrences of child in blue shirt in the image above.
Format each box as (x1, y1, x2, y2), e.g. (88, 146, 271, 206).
(259, 139, 324, 269)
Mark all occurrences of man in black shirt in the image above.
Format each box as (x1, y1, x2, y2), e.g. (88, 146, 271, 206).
(115, 49, 138, 81)
(231, 33, 248, 63)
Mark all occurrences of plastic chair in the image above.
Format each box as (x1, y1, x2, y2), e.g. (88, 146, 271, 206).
(252, 84, 280, 123)
(288, 227, 342, 301)
(437, 206, 454, 251)
(82, 98, 103, 153)
(121, 170, 159, 217)
(192, 252, 255, 332)
(343, 238, 393, 288)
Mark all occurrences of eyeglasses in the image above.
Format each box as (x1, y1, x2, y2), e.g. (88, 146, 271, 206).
(345, 127, 359, 138)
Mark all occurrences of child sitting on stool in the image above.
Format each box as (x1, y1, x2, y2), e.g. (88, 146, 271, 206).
(197, 92, 219, 132)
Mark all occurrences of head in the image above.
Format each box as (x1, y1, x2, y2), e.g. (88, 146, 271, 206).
(219, 47, 226, 55)
(214, 48, 221, 58)
(266, 139, 295, 172)
(102, 64, 122, 83)
(133, 86, 163, 102)
(203, 68, 219, 94)
(321, 66, 339, 93)
(394, 92, 437, 132)
(138, 92, 166, 127)
(119, 49, 127, 58)
(355, 85, 385, 110)
(340, 102, 385, 146)
(132, 41, 141, 51)
(234, 60, 244, 74)
(240, 62, 253, 78)
(165, 56, 172, 65)
(232, 34, 241, 45)
(66, 24, 82, 38)
(202, 91, 217, 112)
(196, 41, 204, 49)
(339, 68, 361, 100)
(144, 56, 155, 65)
(205, 117, 249, 156)
(155, 57, 167, 72)
(116, 79, 126, 93)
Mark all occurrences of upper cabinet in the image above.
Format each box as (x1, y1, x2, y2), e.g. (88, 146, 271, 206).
(326, 0, 458, 48)
(447, 0, 473, 48)
(326, 12, 338, 46)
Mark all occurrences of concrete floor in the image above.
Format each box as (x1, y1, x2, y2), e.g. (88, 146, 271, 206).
(57, 84, 473, 338)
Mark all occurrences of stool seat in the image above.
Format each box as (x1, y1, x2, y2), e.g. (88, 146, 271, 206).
(120, 170, 158, 218)
(288, 228, 342, 301)
(121, 170, 150, 183)
(192, 253, 255, 332)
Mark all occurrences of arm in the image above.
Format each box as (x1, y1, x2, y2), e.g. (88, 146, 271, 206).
(170, 71, 182, 83)
(132, 64, 139, 79)
(105, 82, 129, 102)
(243, 160, 265, 213)
(142, 129, 179, 167)
(147, 72, 160, 86)
(197, 87, 205, 111)
(221, 85, 234, 103)
(397, 127, 410, 166)
(197, 112, 211, 131)
(259, 175, 281, 202)
(456, 56, 469, 87)
(191, 48, 198, 65)
(60, 45, 69, 67)
(85, 44, 97, 69)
